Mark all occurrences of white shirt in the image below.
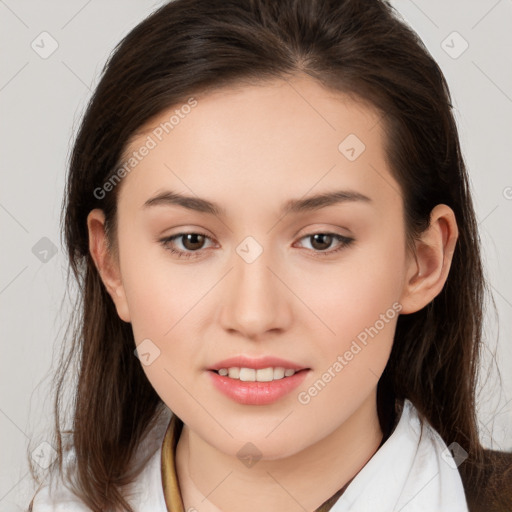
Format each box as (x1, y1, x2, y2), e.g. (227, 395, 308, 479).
(30, 399, 469, 511)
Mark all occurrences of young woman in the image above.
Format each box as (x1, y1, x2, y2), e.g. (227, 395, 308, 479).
(28, 0, 512, 511)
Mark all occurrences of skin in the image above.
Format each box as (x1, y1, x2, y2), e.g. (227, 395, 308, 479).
(87, 73, 458, 512)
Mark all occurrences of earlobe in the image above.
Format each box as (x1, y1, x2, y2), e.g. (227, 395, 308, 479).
(399, 204, 458, 314)
(87, 209, 131, 322)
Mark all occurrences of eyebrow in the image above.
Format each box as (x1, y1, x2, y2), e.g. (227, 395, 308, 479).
(143, 189, 371, 216)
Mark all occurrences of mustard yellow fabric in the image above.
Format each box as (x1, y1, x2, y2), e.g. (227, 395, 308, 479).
(161, 414, 185, 512)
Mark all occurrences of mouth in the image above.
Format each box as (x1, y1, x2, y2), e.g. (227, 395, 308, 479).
(207, 366, 310, 406)
(209, 367, 309, 382)
(207, 355, 310, 381)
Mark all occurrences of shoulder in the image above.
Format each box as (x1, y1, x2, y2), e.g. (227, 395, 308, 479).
(336, 399, 469, 511)
(29, 407, 173, 511)
(395, 399, 470, 510)
(29, 479, 90, 512)
(407, 400, 512, 512)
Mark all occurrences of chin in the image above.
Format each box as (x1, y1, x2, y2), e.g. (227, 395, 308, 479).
(211, 429, 310, 463)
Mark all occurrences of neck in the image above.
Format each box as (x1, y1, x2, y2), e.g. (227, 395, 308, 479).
(175, 390, 383, 512)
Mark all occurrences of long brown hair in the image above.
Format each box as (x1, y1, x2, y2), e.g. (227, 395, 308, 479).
(28, 0, 511, 510)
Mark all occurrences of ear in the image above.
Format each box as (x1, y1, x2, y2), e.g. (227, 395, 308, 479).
(87, 209, 131, 322)
(399, 204, 458, 314)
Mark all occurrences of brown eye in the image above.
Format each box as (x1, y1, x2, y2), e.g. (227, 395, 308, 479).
(309, 233, 335, 251)
(295, 232, 355, 256)
(180, 233, 207, 251)
(159, 231, 214, 259)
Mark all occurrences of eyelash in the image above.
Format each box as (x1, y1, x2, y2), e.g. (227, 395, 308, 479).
(159, 231, 355, 260)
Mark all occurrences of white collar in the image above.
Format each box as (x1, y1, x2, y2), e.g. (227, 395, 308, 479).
(330, 398, 469, 511)
(31, 400, 469, 512)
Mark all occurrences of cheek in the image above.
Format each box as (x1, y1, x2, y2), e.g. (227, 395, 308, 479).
(118, 237, 204, 338)
(119, 246, 206, 412)
(295, 230, 406, 345)
(294, 264, 402, 432)
(117, 235, 214, 388)
(291, 230, 405, 407)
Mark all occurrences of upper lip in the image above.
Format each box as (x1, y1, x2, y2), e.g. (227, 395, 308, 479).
(207, 355, 309, 371)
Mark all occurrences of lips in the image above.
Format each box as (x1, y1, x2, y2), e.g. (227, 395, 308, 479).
(205, 355, 311, 405)
(207, 367, 310, 405)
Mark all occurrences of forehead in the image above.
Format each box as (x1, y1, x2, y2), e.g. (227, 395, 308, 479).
(117, 74, 400, 218)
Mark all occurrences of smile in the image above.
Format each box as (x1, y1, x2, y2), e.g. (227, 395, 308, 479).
(215, 367, 298, 382)
(208, 368, 310, 405)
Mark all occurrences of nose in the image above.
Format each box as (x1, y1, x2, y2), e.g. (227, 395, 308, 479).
(218, 242, 292, 340)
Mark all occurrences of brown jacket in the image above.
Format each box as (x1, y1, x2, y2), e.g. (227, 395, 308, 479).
(463, 449, 512, 512)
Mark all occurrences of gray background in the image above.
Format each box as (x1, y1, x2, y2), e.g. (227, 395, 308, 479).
(1, 1, 511, 510)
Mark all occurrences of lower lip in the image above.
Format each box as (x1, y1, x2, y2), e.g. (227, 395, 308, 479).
(207, 370, 309, 405)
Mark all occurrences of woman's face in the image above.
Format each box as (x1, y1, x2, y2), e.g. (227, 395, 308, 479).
(98, 75, 415, 459)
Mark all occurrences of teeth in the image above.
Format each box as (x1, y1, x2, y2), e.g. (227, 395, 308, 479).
(216, 366, 297, 382)
(228, 367, 240, 379)
(273, 367, 285, 380)
(239, 368, 256, 381)
(255, 367, 273, 382)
